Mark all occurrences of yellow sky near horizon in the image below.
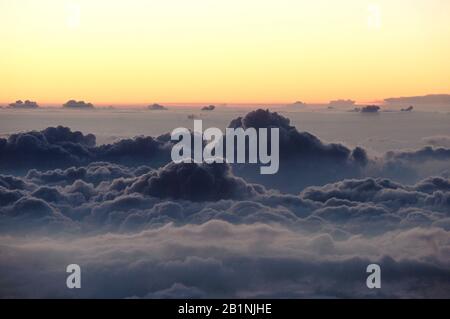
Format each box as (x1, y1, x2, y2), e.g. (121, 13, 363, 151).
(1, 0, 450, 105)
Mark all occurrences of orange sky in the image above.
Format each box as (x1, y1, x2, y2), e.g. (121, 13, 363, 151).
(1, 0, 450, 105)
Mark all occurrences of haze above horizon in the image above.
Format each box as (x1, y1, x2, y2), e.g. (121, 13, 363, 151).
(1, 0, 450, 104)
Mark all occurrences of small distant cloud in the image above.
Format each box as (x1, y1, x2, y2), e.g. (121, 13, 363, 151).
(328, 99, 355, 108)
(201, 105, 215, 111)
(360, 105, 380, 113)
(289, 101, 307, 108)
(147, 104, 168, 111)
(401, 106, 414, 112)
(8, 100, 39, 109)
(63, 100, 94, 109)
(187, 114, 199, 120)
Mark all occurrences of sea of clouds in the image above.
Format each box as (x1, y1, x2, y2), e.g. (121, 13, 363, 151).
(0, 110, 449, 298)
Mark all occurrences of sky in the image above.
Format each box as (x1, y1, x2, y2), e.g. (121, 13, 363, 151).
(1, 0, 450, 105)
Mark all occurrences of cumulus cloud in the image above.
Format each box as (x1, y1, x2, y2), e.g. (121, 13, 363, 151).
(63, 100, 94, 109)
(1, 160, 449, 235)
(288, 101, 307, 108)
(378, 146, 450, 183)
(328, 99, 356, 108)
(0, 126, 95, 173)
(360, 105, 381, 113)
(201, 105, 216, 111)
(147, 104, 168, 111)
(0, 162, 300, 233)
(26, 162, 142, 186)
(95, 135, 172, 167)
(126, 162, 265, 202)
(0, 126, 172, 173)
(300, 176, 450, 234)
(401, 106, 414, 112)
(228, 109, 369, 192)
(386, 147, 450, 163)
(8, 100, 39, 109)
(1, 111, 448, 192)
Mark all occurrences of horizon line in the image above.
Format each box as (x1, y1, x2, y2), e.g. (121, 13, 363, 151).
(3, 93, 449, 107)
(0, 100, 388, 107)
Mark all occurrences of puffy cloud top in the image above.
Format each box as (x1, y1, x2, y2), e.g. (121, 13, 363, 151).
(201, 105, 216, 111)
(127, 162, 265, 201)
(228, 109, 369, 191)
(8, 100, 39, 109)
(0, 126, 172, 173)
(328, 99, 355, 107)
(148, 104, 168, 111)
(360, 105, 380, 113)
(63, 100, 94, 109)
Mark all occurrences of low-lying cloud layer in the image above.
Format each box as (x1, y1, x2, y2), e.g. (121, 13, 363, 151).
(1, 222, 448, 298)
